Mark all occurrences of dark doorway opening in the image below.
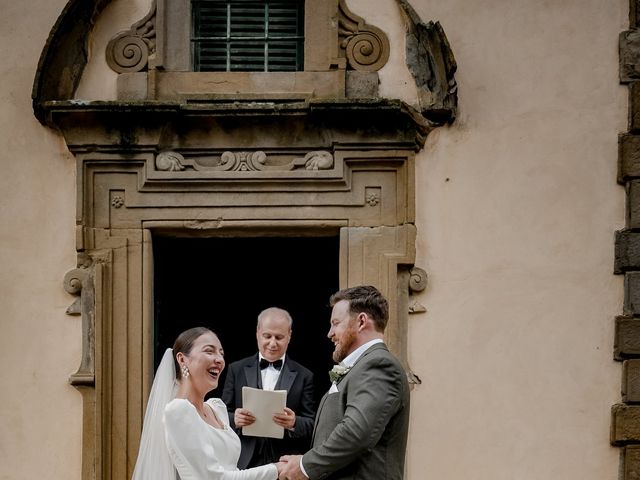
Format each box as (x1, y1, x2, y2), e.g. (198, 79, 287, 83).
(153, 235, 339, 404)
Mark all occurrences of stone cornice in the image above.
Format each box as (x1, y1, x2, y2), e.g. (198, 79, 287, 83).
(41, 98, 434, 151)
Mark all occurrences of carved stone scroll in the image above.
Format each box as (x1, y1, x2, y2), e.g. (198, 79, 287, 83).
(154, 150, 334, 172)
(106, 0, 157, 73)
(155, 151, 185, 171)
(338, 0, 390, 72)
(63, 253, 96, 386)
(408, 266, 427, 313)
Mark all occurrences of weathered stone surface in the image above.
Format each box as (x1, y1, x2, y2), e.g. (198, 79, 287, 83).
(616, 230, 640, 273)
(32, 0, 112, 122)
(620, 134, 640, 182)
(621, 30, 640, 83)
(395, 0, 457, 125)
(346, 71, 379, 98)
(616, 317, 640, 359)
(625, 273, 640, 315)
(624, 445, 640, 479)
(630, 83, 640, 132)
(633, 0, 640, 29)
(613, 404, 640, 444)
(630, 182, 640, 229)
(624, 360, 640, 403)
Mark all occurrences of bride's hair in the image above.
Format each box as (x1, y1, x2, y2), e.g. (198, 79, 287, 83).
(172, 327, 215, 380)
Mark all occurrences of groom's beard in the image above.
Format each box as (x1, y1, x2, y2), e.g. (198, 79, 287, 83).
(332, 325, 357, 363)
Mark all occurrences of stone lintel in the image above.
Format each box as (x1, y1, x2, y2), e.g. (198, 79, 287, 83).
(616, 317, 640, 359)
(613, 404, 640, 444)
(616, 230, 640, 273)
(624, 360, 640, 403)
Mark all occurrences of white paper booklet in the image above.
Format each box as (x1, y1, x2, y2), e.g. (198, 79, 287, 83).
(241, 386, 287, 439)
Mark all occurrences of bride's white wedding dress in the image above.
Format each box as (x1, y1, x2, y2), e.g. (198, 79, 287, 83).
(163, 397, 277, 480)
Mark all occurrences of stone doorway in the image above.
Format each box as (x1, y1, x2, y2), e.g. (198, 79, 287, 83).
(152, 234, 340, 403)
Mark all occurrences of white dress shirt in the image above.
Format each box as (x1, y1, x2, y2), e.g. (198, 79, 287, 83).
(258, 353, 286, 391)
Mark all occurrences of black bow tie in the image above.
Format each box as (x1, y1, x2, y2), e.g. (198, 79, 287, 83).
(259, 358, 283, 370)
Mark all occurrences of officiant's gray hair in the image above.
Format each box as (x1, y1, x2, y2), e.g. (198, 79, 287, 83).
(329, 285, 389, 333)
(256, 307, 293, 330)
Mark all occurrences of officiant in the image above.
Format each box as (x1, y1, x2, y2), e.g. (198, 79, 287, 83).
(222, 307, 316, 468)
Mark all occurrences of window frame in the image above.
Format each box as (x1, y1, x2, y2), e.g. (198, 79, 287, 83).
(191, 0, 305, 72)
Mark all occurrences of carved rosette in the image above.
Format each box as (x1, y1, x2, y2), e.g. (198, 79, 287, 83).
(338, 0, 390, 71)
(105, 0, 157, 73)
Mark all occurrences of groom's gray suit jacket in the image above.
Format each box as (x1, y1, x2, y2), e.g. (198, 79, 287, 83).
(302, 342, 410, 480)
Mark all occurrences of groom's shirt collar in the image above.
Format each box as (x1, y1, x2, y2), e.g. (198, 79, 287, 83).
(340, 338, 384, 368)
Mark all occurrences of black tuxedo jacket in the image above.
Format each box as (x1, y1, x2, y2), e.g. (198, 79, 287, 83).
(221, 353, 316, 468)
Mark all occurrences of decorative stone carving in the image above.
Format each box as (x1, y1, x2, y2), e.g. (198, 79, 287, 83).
(111, 194, 124, 208)
(338, 0, 390, 72)
(395, 0, 458, 125)
(365, 188, 381, 207)
(303, 151, 334, 170)
(155, 150, 335, 173)
(409, 266, 428, 292)
(366, 192, 380, 206)
(408, 266, 428, 314)
(105, 0, 157, 73)
(156, 151, 185, 171)
(63, 253, 96, 386)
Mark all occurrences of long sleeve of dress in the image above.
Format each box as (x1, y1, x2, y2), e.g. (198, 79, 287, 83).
(164, 399, 278, 480)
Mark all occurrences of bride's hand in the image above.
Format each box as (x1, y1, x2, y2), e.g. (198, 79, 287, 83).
(274, 461, 286, 477)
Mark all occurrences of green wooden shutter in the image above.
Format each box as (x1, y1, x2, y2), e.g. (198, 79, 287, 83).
(192, 0, 304, 72)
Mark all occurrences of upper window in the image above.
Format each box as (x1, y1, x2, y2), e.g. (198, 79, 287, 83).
(192, 0, 304, 72)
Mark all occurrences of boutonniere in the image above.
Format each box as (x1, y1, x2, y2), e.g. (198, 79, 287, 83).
(329, 364, 351, 383)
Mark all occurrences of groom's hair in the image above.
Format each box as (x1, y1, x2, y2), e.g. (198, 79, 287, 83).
(329, 285, 389, 332)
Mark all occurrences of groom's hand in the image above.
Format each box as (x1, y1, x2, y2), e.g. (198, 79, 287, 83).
(278, 455, 307, 480)
(234, 408, 255, 427)
(273, 407, 296, 430)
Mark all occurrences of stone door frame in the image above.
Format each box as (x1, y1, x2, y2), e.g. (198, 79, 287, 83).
(56, 101, 429, 479)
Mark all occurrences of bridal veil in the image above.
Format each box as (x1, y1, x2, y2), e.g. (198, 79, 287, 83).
(132, 348, 178, 480)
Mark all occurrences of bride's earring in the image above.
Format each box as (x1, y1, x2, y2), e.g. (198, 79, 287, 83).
(181, 364, 190, 379)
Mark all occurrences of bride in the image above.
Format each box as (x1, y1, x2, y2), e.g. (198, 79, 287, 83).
(132, 326, 283, 480)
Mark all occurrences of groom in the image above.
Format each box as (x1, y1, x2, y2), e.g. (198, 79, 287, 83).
(279, 285, 411, 480)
